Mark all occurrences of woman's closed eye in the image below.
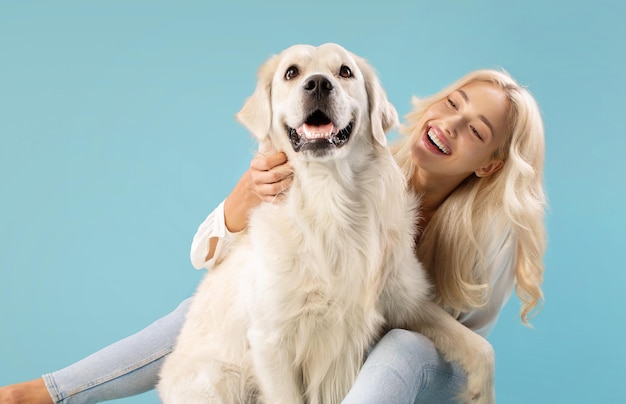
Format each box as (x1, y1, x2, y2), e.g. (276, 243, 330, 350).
(470, 125, 484, 141)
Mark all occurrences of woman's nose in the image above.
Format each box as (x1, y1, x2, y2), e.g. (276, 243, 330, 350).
(441, 119, 458, 138)
(441, 114, 466, 138)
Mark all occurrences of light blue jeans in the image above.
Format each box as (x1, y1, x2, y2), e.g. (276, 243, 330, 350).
(42, 298, 466, 403)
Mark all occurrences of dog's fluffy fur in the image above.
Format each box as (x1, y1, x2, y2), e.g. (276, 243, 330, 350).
(158, 43, 495, 404)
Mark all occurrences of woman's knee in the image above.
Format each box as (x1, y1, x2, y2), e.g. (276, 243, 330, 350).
(366, 329, 439, 375)
(378, 329, 466, 401)
(382, 328, 436, 349)
(380, 329, 438, 358)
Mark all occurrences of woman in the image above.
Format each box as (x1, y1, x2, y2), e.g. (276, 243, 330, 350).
(0, 68, 546, 403)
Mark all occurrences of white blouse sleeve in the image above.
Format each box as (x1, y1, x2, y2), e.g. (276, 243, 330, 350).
(456, 227, 517, 338)
(189, 200, 235, 270)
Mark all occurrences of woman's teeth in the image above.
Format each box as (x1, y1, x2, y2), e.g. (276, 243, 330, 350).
(427, 128, 450, 155)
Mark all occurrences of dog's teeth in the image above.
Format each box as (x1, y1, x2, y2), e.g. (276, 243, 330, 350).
(306, 132, 331, 139)
(303, 125, 336, 140)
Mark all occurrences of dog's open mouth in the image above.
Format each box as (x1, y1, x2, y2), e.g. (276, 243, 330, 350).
(286, 110, 353, 153)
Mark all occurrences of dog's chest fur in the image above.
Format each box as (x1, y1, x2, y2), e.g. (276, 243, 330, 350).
(244, 153, 395, 351)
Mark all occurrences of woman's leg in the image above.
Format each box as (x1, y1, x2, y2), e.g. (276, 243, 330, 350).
(32, 298, 192, 404)
(342, 328, 468, 404)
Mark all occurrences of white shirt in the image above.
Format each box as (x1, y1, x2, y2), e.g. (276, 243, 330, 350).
(189, 200, 516, 338)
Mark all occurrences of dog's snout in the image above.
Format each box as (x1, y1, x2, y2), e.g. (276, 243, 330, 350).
(304, 75, 333, 98)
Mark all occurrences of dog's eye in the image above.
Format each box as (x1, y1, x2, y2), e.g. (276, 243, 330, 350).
(339, 65, 352, 78)
(285, 66, 299, 80)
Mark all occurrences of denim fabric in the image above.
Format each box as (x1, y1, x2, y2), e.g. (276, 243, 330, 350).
(342, 329, 467, 404)
(42, 301, 466, 403)
(42, 299, 192, 403)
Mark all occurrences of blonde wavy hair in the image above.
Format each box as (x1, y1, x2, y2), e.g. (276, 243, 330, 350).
(391, 69, 547, 325)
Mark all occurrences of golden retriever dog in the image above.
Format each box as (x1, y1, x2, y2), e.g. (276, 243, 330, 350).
(157, 43, 494, 404)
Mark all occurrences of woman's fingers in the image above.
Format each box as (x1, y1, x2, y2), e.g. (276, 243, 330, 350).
(250, 152, 293, 202)
(250, 151, 289, 171)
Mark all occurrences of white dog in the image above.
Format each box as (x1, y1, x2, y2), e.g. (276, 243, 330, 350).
(158, 43, 495, 404)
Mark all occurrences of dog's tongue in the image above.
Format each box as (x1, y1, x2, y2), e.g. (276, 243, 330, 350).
(302, 123, 334, 139)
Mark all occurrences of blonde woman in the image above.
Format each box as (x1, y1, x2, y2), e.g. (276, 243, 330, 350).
(343, 69, 546, 402)
(0, 69, 546, 404)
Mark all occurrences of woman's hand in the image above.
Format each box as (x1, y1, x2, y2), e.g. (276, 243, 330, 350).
(224, 152, 293, 233)
(250, 152, 294, 203)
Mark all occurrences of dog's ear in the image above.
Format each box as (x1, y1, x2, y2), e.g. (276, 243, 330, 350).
(236, 54, 280, 154)
(357, 57, 399, 147)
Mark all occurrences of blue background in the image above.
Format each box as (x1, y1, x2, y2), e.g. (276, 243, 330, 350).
(1, 1, 624, 403)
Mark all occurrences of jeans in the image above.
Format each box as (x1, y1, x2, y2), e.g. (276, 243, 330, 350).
(42, 299, 192, 403)
(42, 299, 466, 403)
(342, 329, 466, 404)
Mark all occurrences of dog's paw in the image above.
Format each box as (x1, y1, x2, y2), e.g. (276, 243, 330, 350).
(458, 383, 495, 404)
(459, 338, 495, 404)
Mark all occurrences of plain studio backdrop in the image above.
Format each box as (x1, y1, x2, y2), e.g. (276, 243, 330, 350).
(1, 1, 624, 403)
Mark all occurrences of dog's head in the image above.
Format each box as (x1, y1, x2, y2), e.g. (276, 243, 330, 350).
(236, 43, 398, 161)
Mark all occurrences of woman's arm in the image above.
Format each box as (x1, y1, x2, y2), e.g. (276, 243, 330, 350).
(190, 152, 293, 268)
(224, 151, 293, 233)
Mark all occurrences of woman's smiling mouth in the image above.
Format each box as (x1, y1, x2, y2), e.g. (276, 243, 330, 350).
(425, 127, 451, 155)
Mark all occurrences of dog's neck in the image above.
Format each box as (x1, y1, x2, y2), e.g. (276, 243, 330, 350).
(293, 155, 364, 189)
(286, 152, 374, 222)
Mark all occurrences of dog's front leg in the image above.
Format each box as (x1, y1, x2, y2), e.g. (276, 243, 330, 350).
(382, 252, 495, 403)
(247, 326, 304, 404)
(409, 301, 495, 404)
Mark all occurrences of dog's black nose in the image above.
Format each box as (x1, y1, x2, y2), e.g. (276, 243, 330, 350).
(303, 75, 333, 98)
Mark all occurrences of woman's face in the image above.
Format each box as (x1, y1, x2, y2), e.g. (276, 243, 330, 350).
(411, 81, 509, 180)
